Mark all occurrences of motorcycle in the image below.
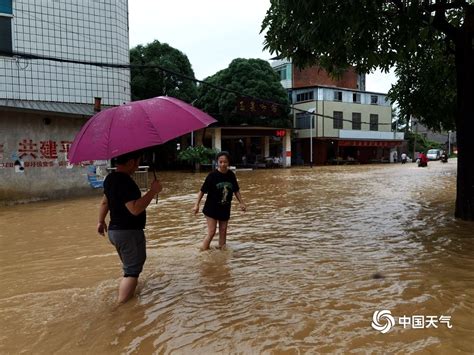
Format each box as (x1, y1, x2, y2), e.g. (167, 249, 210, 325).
(440, 154, 448, 163)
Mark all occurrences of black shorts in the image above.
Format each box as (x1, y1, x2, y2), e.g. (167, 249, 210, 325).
(108, 229, 146, 277)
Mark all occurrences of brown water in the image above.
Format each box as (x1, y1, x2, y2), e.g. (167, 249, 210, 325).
(1, 160, 473, 354)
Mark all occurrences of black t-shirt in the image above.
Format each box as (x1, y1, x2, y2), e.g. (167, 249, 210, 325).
(201, 170, 239, 220)
(103, 171, 145, 230)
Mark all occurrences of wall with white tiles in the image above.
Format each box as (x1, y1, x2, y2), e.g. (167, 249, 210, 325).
(0, 0, 130, 105)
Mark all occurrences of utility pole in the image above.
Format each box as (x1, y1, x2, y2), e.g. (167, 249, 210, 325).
(308, 107, 316, 168)
(190, 99, 198, 146)
(412, 118, 417, 162)
(310, 114, 313, 168)
(448, 130, 451, 156)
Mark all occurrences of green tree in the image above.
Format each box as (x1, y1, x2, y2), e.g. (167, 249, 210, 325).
(130, 40, 198, 102)
(262, 1, 474, 221)
(390, 33, 457, 133)
(407, 131, 443, 156)
(196, 58, 291, 127)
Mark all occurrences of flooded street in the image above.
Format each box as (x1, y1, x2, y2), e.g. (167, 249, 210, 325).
(1, 160, 473, 354)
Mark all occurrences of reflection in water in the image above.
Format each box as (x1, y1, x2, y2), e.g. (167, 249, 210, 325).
(1, 160, 473, 353)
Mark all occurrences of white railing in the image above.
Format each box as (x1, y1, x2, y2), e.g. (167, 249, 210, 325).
(106, 165, 149, 190)
(339, 130, 404, 140)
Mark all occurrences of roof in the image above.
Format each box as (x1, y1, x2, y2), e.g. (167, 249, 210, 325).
(0, 99, 113, 117)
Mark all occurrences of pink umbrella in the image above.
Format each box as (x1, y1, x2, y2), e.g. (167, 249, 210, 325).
(68, 96, 217, 163)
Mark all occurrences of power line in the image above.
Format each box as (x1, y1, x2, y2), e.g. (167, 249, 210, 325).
(0, 49, 392, 126)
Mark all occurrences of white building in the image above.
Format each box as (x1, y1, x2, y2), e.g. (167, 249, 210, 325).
(0, 0, 130, 204)
(271, 60, 402, 165)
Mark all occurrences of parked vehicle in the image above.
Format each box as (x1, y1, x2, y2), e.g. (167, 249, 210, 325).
(427, 149, 442, 160)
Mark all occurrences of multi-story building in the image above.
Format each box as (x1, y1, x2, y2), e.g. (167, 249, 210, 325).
(272, 60, 403, 165)
(0, 0, 130, 203)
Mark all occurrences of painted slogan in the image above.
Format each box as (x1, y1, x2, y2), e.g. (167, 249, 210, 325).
(0, 139, 75, 172)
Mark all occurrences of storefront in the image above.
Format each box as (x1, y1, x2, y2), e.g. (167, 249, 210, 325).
(205, 127, 292, 167)
(292, 137, 404, 165)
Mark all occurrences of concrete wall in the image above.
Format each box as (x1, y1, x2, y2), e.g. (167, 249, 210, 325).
(0, 110, 99, 204)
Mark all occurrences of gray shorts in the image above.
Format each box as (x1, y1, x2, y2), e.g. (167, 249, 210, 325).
(108, 229, 146, 277)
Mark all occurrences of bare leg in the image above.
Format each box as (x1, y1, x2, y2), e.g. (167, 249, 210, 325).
(202, 217, 217, 250)
(218, 220, 229, 248)
(117, 276, 138, 304)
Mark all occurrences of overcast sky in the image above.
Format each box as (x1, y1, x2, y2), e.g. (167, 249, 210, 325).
(128, 0, 396, 94)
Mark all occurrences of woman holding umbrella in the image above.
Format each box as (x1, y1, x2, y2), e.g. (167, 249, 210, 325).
(97, 150, 162, 304)
(68, 96, 217, 302)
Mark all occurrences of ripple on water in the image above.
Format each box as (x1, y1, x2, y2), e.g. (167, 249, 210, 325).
(0, 161, 472, 353)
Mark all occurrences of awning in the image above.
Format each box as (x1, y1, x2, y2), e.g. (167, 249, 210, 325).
(0, 99, 112, 117)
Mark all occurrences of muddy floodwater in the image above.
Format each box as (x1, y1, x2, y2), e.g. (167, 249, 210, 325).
(1, 160, 473, 354)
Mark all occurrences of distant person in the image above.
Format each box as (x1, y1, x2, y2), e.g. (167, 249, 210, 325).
(97, 151, 162, 304)
(418, 152, 428, 167)
(193, 151, 246, 250)
(272, 156, 282, 167)
(440, 152, 448, 163)
(401, 152, 407, 164)
(393, 151, 398, 163)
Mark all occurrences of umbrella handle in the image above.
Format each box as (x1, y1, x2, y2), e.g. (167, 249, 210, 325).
(152, 169, 158, 204)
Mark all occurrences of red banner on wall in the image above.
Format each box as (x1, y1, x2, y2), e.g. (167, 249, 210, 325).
(338, 140, 401, 147)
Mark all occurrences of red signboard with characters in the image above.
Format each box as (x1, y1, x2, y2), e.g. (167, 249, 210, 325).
(236, 97, 281, 117)
(338, 140, 400, 148)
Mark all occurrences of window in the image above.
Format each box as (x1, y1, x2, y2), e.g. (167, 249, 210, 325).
(276, 67, 287, 81)
(295, 112, 312, 129)
(352, 113, 361, 130)
(296, 91, 314, 102)
(353, 93, 361, 103)
(370, 95, 378, 104)
(370, 114, 379, 131)
(0, 0, 12, 55)
(0, 0, 12, 14)
(333, 111, 343, 129)
(333, 91, 342, 101)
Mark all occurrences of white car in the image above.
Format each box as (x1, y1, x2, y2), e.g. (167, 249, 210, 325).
(427, 149, 442, 160)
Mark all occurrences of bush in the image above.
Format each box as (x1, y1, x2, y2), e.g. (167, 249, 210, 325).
(177, 145, 218, 165)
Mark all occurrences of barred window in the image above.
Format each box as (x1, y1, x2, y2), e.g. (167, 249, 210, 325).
(295, 112, 312, 129)
(352, 113, 361, 130)
(370, 114, 379, 131)
(333, 111, 343, 129)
